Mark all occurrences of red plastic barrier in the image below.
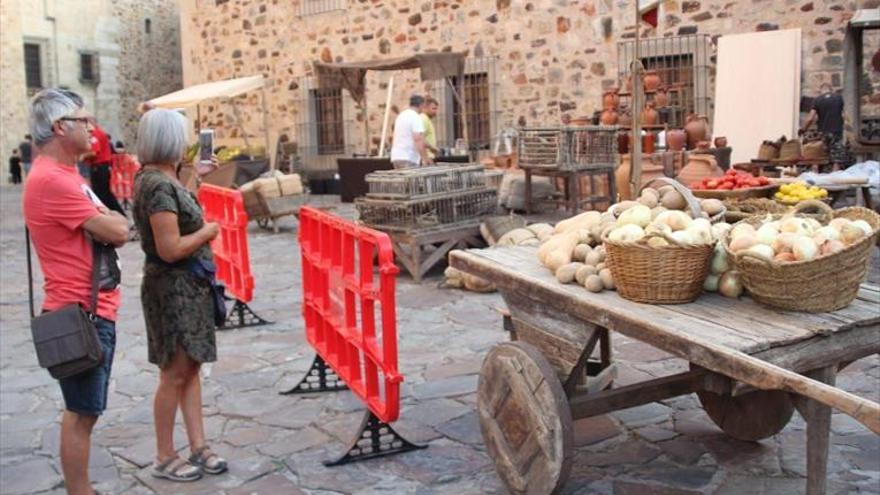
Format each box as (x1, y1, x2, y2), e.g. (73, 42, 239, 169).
(110, 153, 140, 202)
(197, 184, 254, 303)
(298, 206, 403, 423)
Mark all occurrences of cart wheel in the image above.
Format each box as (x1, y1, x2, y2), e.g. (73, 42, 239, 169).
(257, 218, 269, 229)
(477, 341, 573, 495)
(691, 364, 794, 441)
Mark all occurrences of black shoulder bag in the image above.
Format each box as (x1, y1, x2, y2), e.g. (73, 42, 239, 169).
(27, 229, 105, 380)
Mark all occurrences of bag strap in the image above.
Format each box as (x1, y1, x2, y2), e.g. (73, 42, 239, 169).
(26, 228, 35, 319)
(88, 242, 102, 316)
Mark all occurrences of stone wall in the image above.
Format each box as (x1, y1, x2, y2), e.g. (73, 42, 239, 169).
(0, 0, 181, 170)
(178, 0, 872, 164)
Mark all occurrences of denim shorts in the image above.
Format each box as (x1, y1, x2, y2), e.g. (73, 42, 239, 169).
(58, 317, 116, 416)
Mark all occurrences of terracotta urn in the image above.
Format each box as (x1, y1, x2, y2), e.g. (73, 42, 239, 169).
(666, 129, 687, 151)
(618, 109, 632, 127)
(643, 70, 662, 92)
(617, 154, 665, 200)
(640, 103, 659, 125)
(624, 75, 633, 92)
(600, 108, 619, 125)
(654, 86, 669, 107)
(677, 153, 722, 186)
(684, 114, 710, 150)
(602, 88, 620, 110)
(695, 140, 711, 151)
(714, 136, 728, 148)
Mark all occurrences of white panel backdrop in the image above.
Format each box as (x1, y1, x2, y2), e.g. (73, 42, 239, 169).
(713, 29, 802, 165)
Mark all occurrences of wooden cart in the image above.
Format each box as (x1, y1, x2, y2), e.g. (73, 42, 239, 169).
(242, 188, 310, 233)
(449, 246, 880, 495)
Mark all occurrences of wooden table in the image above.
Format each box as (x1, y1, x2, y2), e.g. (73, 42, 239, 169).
(522, 165, 616, 215)
(449, 246, 880, 495)
(337, 157, 393, 203)
(389, 222, 484, 283)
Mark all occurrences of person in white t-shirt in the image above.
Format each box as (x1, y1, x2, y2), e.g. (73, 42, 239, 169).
(390, 95, 432, 169)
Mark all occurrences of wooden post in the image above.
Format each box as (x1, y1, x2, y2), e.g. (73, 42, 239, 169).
(446, 77, 469, 154)
(261, 86, 272, 170)
(630, 1, 643, 195)
(378, 76, 395, 157)
(361, 100, 370, 156)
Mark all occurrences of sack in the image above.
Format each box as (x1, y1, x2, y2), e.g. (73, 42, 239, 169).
(31, 304, 102, 379)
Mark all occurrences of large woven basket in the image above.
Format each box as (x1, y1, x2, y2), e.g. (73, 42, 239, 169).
(604, 177, 715, 304)
(725, 202, 880, 312)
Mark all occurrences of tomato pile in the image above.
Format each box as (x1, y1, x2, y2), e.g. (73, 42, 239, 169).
(690, 169, 770, 190)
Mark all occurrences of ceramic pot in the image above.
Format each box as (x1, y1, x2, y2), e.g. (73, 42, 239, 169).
(618, 110, 632, 127)
(571, 116, 591, 126)
(640, 103, 659, 125)
(653, 87, 669, 107)
(616, 154, 665, 200)
(695, 140, 711, 151)
(602, 89, 620, 110)
(624, 75, 633, 92)
(643, 133, 656, 154)
(677, 153, 722, 186)
(600, 108, 619, 125)
(643, 70, 662, 92)
(684, 114, 710, 150)
(714, 136, 728, 148)
(667, 129, 687, 151)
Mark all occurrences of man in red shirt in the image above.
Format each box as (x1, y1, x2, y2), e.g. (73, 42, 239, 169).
(83, 122, 125, 214)
(23, 88, 129, 495)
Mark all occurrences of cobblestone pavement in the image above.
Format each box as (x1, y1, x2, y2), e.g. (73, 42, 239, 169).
(1, 184, 878, 495)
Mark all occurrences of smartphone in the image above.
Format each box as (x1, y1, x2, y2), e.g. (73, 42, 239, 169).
(198, 129, 214, 165)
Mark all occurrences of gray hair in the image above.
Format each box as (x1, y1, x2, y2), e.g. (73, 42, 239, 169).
(29, 88, 83, 146)
(136, 109, 189, 165)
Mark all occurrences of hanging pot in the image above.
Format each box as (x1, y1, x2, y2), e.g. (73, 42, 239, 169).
(600, 108, 619, 125)
(684, 114, 710, 150)
(602, 89, 620, 110)
(667, 129, 687, 151)
(713, 136, 728, 148)
(640, 103, 659, 125)
(643, 70, 662, 92)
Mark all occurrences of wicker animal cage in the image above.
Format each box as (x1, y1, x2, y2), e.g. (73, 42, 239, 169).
(365, 164, 488, 200)
(518, 126, 619, 171)
(356, 188, 498, 232)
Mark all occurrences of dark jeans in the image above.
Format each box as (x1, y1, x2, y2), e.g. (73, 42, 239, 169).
(90, 163, 125, 214)
(58, 317, 116, 416)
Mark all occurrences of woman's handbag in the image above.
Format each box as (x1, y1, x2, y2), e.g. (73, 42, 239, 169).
(27, 230, 110, 380)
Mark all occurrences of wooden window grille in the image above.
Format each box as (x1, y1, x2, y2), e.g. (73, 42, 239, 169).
(299, 0, 346, 16)
(311, 88, 346, 155)
(24, 43, 43, 91)
(451, 72, 492, 150)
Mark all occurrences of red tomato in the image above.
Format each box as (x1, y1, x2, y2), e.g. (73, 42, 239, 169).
(706, 179, 719, 189)
(757, 176, 769, 186)
(718, 182, 734, 190)
(690, 182, 703, 189)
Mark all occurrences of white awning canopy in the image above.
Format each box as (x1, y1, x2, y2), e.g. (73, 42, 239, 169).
(146, 75, 265, 110)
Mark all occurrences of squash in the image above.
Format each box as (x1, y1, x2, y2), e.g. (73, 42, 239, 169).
(541, 230, 582, 271)
(497, 228, 535, 246)
(553, 211, 602, 234)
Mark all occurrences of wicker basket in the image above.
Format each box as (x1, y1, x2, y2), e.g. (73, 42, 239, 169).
(604, 177, 715, 304)
(691, 184, 778, 200)
(725, 202, 880, 312)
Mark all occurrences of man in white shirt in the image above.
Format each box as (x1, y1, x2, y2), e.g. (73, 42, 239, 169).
(390, 95, 432, 169)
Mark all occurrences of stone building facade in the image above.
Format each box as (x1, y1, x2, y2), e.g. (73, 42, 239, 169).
(178, 0, 874, 172)
(0, 0, 182, 170)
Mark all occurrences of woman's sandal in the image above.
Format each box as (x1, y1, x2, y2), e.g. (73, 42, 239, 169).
(189, 445, 228, 475)
(151, 456, 202, 482)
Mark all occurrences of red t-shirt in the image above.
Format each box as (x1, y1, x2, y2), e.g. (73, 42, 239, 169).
(88, 124, 112, 165)
(23, 155, 121, 321)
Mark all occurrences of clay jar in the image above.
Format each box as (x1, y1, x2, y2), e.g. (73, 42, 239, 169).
(684, 114, 710, 150)
(714, 136, 728, 148)
(600, 108, 619, 125)
(695, 140, 711, 151)
(602, 89, 620, 110)
(666, 129, 687, 151)
(653, 86, 669, 107)
(616, 154, 665, 200)
(677, 153, 722, 186)
(618, 109, 632, 127)
(640, 103, 659, 125)
(643, 70, 662, 92)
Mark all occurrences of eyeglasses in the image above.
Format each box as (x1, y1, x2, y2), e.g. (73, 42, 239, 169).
(58, 117, 91, 125)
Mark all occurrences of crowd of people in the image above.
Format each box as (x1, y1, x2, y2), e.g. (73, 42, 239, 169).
(23, 88, 225, 495)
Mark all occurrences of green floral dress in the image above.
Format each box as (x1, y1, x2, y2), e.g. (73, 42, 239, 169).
(132, 168, 216, 369)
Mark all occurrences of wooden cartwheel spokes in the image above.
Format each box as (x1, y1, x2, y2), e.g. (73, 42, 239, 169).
(477, 342, 574, 495)
(690, 364, 795, 441)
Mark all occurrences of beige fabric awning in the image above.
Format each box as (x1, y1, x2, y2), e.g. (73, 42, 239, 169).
(314, 52, 466, 102)
(146, 75, 265, 110)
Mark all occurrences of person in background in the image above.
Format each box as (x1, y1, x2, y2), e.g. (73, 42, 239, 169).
(9, 148, 22, 184)
(24, 88, 129, 495)
(420, 97, 440, 161)
(19, 134, 33, 179)
(83, 121, 125, 214)
(390, 94, 432, 169)
(800, 82, 846, 167)
(132, 109, 227, 482)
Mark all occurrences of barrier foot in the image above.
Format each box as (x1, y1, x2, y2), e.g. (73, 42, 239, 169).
(221, 300, 271, 330)
(280, 354, 348, 395)
(324, 410, 427, 466)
